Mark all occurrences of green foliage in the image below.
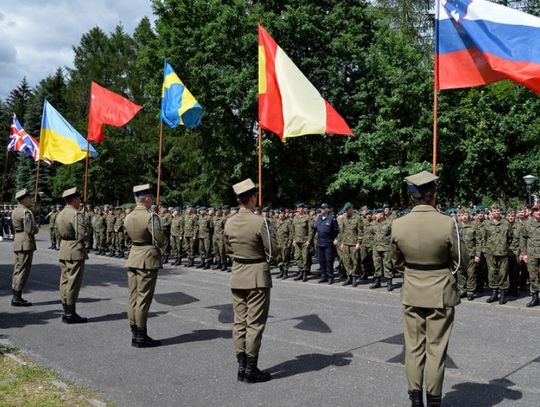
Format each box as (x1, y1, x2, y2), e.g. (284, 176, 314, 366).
(2, 0, 540, 208)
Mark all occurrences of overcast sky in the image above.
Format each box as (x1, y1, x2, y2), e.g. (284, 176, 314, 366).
(0, 0, 156, 100)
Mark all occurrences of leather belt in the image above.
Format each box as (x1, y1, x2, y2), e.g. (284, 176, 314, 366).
(234, 258, 266, 265)
(404, 262, 450, 271)
(132, 242, 152, 246)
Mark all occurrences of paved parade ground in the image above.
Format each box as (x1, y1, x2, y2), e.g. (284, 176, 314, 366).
(1, 231, 540, 407)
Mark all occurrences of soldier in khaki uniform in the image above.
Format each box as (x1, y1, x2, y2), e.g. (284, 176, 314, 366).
(391, 171, 467, 407)
(11, 189, 39, 306)
(360, 210, 375, 280)
(197, 207, 213, 269)
(224, 178, 278, 383)
(170, 207, 184, 265)
(482, 203, 512, 304)
(212, 207, 228, 271)
(520, 203, 540, 307)
(458, 210, 480, 300)
(275, 210, 293, 279)
(114, 207, 126, 258)
(56, 188, 88, 324)
(292, 204, 314, 282)
(124, 184, 166, 348)
(46, 205, 58, 249)
(337, 202, 362, 287)
(183, 206, 198, 267)
(371, 208, 395, 290)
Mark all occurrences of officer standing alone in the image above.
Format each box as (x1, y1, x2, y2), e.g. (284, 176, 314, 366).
(224, 178, 278, 383)
(391, 171, 467, 407)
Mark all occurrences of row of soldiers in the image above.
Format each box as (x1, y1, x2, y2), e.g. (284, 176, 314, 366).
(42, 199, 540, 307)
(1, 204, 17, 240)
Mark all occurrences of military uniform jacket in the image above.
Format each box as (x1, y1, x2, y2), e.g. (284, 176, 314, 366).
(213, 215, 226, 237)
(338, 214, 362, 246)
(124, 205, 166, 269)
(372, 218, 392, 251)
(160, 213, 172, 233)
(460, 222, 481, 258)
(509, 222, 520, 257)
(474, 220, 486, 253)
(106, 214, 117, 232)
(275, 218, 293, 246)
(114, 215, 125, 233)
(12, 205, 38, 252)
(391, 205, 468, 308)
(197, 215, 213, 238)
(481, 219, 512, 256)
(224, 208, 279, 289)
(520, 218, 540, 258)
(49, 211, 58, 228)
(183, 214, 198, 237)
(362, 218, 374, 249)
(292, 214, 314, 244)
(56, 205, 88, 261)
(95, 214, 106, 231)
(171, 216, 184, 237)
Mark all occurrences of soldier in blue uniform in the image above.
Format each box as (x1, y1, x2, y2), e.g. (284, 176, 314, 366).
(315, 203, 339, 284)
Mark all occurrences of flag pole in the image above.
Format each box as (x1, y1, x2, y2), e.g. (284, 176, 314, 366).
(84, 142, 90, 204)
(1, 150, 9, 203)
(33, 158, 41, 209)
(433, 0, 440, 175)
(258, 123, 262, 206)
(156, 121, 164, 206)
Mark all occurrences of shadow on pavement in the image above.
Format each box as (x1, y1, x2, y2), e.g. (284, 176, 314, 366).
(32, 297, 110, 306)
(268, 351, 353, 379)
(290, 314, 332, 333)
(205, 304, 234, 323)
(160, 329, 231, 346)
(90, 310, 167, 323)
(443, 378, 522, 406)
(0, 309, 63, 329)
(154, 292, 199, 307)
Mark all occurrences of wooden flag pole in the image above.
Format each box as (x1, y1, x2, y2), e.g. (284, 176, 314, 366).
(83, 142, 90, 204)
(156, 122, 164, 206)
(33, 158, 41, 209)
(1, 150, 9, 204)
(258, 123, 262, 206)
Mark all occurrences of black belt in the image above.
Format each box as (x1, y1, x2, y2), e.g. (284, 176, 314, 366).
(132, 242, 152, 246)
(234, 258, 266, 265)
(404, 262, 450, 271)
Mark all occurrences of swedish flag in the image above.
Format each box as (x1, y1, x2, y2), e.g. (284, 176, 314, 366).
(161, 60, 203, 129)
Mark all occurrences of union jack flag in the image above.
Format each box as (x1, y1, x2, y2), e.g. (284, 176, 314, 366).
(7, 114, 51, 164)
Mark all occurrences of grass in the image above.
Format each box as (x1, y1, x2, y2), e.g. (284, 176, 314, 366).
(0, 343, 114, 407)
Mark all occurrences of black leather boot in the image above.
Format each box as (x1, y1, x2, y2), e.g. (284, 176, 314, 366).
(486, 289, 499, 303)
(221, 263, 228, 271)
(499, 289, 507, 304)
(108, 250, 116, 257)
(342, 276, 352, 286)
(196, 260, 205, 269)
(118, 252, 125, 259)
(245, 356, 271, 383)
(293, 272, 303, 281)
(527, 292, 539, 307)
(203, 260, 211, 270)
(370, 277, 381, 289)
(302, 272, 308, 282)
(426, 393, 441, 407)
(134, 327, 161, 348)
(237, 352, 247, 382)
(352, 276, 358, 287)
(387, 278, 395, 292)
(277, 269, 284, 279)
(188, 258, 195, 267)
(130, 324, 137, 347)
(213, 262, 221, 270)
(282, 270, 289, 279)
(62, 304, 88, 324)
(408, 389, 424, 407)
(11, 289, 32, 307)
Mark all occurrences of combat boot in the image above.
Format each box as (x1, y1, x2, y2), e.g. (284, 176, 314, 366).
(134, 327, 161, 348)
(352, 276, 358, 287)
(188, 258, 195, 268)
(108, 250, 116, 257)
(282, 270, 289, 279)
(237, 352, 247, 382)
(245, 356, 272, 383)
(408, 389, 424, 407)
(526, 292, 539, 307)
(302, 272, 308, 282)
(387, 278, 395, 292)
(213, 262, 221, 270)
(467, 292, 476, 301)
(486, 289, 499, 303)
(342, 276, 352, 286)
(221, 263, 228, 272)
(62, 304, 88, 324)
(130, 324, 137, 347)
(426, 394, 441, 407)
(11, 290, 32, 307)
(498, 289, 507, 305)
(203, 260, 211, 270)
(196, 260, 205, 269)
(163, 255, 169, 264)
(276, 268, 284, 279)
(369, 277, 381, 289)
(293, 272, 303, 281)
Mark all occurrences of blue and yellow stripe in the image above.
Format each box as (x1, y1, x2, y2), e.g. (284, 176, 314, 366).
(160, 60, 203, 129)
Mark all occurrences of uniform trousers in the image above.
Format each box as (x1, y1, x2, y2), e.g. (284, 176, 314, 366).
(341, 244, 358, 276)
(127, 268, 158, 328)
(59, 260, 85, 305)
(527, 256, 540, 293)
(373, 250, 393, 279)
(458, 257, 477, 293)
(294, 242, 311, 272)
(12, 251, 33, 291)
(232, 288, 270, 357)
(318, 245, 336, 279)
(403, 305, 455, 396)
(486, 255, 509, 290)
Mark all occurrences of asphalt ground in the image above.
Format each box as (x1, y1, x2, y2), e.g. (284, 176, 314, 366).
(1, 230, 539, 406)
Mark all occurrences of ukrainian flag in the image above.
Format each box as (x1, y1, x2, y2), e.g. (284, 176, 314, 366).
(161, 60, 203, 129)
(40, 100, 98, 164)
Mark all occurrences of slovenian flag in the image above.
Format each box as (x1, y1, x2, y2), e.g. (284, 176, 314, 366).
(436, 0, 540, 93)
(258, 24, 353, 141)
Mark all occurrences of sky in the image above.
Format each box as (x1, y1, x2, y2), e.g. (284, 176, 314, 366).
(0, 0, 156, 100)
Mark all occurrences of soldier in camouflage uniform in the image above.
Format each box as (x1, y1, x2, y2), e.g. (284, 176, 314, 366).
(370, 208, 395, 291)
(360, 209, 374, 281)
(95, 207, 107, 255)
(482, 204, 512, 304)
(170, 207, 183, 265)
(124, 207, 133, 256)
(183, 206, 198, 267)
(159, 206, 172, 264)
(275, 210, 293, 279)
(292, 204, 314, 282)
(105, 207, 117, 256)
(114, 207, 126, 258)
(474, 207, 488, 292)
(506, 209, 521, 297)
(85, 205, 95, 252)
(337, 202, 362, 287)
(196, 207, 213, 269)
(458, 210, 480, 300)
(46, 206, 58, 249)
(212, 207, 228, 271)
(520, 203, 540, 307)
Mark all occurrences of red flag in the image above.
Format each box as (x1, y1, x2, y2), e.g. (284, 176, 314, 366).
(87, 81, 142, 143)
